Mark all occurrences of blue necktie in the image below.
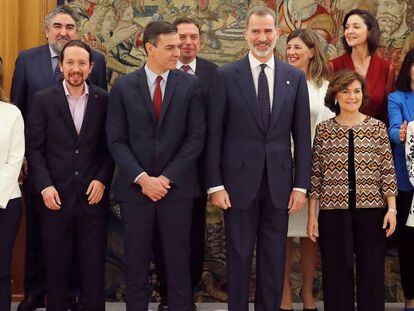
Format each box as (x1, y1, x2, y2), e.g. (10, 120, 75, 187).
(54, 57, 62, 82)
(258, 64, 270, 130)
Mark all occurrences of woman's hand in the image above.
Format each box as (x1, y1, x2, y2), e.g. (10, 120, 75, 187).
(400, 121, 408, 142)
(307, 215, 319, 242)
(383, 210, 397, 237)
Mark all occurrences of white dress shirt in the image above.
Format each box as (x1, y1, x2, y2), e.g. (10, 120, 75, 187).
(177, 58, 197, 75)
(0, 101, 25, 208)
(208, 53, 306, 195)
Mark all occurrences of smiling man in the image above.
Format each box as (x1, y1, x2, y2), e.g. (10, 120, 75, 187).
(106, 21, 205, 311)
(10, 6, 107, 310)
(26, 40, 113, 311)
(205, 6, 311, 310)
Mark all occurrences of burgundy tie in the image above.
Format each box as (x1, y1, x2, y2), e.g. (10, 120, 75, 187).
(153, 76, 163, 120)
(181, 65, 190, 73)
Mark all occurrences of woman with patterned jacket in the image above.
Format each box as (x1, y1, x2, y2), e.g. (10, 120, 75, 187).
(307, 70, 397, 311)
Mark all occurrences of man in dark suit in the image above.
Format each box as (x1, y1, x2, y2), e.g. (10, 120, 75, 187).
(27, 40, 113, 311)
(205, 6, 311, 311)
(106, 21, 205, 311)
(154, 17, 218, 311)
(10, 5, 107, 310)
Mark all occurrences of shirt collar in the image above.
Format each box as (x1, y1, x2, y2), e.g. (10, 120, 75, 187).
(63, 80, 89, 98)
(177, 58, 197, 72)
(144, 65, 170, 85)
(49, 45, 59, 59)
(248, 52, 275, 71)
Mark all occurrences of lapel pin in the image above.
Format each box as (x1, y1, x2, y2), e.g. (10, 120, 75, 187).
(286, 80, 290, 85)
(94, 94, 98, 98)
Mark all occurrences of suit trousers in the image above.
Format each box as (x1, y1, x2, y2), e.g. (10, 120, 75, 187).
(121, 199, 193, 311)
(396, 190, 414, 299)
(224, 175, 288, 311)
(154, 194, 207, 301)
(40, 205, 107, 311)
(0, 198, 22, 311)
(318, 208, 386, 311)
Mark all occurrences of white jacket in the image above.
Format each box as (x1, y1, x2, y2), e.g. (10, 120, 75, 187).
(0, 101, 24, 208)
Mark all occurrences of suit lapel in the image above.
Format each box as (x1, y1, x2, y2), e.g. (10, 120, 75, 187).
(365, 53, 381, 97)
(268, 58, 288, 130)
(158, 70, 178, 126)
(136, 68, 156, 121)
(38, 45, 57, 86)
(235, 56, 264, 132)
(55, 85, 79, 140)
(195, 57, 207, 82)
(77, 85, 97, 142)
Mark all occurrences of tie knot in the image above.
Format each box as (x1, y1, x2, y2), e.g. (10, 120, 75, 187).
(260, 64, 266, 72)
(156, 75, 163, 84)
(182, 64, 190, 73)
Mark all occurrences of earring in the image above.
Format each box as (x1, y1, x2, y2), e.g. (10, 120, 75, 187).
(334, 99, 338, 106)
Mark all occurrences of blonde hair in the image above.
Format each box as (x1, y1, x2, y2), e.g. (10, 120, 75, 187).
(286, 29, 329, 87)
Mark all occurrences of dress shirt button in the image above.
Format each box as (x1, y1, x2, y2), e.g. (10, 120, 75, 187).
(75, 149, 79, 154)
(74, 171, 79, 176)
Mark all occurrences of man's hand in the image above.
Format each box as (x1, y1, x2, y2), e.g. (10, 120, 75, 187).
(287, 190, 306, 215)
(42, 186, 61, 210)
(86, 180, 105, 205)
(19, 159, 29, 184)
(210, 189, 232, 210)
(137, 174, 169, 202)
(158, 175, 171, 189)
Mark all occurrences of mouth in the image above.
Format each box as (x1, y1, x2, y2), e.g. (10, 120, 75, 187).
(288, 56, 299, 63)
(255, 42, 270, 49)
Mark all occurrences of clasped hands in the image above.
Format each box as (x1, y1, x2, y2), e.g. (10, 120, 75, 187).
(137, 174, 171, 202)
(210, 189, 306, 214)
(41, 180, 105, 210)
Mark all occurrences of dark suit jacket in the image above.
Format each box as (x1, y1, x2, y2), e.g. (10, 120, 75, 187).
(195, 57, 218, 190)
(11, 44, 107, 120)
(106, 67, 205, 204)
(27, 83, 114, 216)
(205, 56, 311, 210)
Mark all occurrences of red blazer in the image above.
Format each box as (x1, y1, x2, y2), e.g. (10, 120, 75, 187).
(329, 53, 395, 123)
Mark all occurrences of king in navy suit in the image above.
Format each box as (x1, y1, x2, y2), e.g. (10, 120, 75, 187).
(205, 6, 311, 311)
(106, 21, 205, 311)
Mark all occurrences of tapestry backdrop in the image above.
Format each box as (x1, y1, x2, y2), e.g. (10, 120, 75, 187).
(65, 0, 414, 303)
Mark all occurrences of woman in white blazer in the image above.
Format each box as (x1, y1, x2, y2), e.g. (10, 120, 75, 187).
(0, 89, 24, 311)
(281, 29, 335, 311)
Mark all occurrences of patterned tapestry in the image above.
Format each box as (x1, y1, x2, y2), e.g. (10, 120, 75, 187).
(65, 0, 414, 303)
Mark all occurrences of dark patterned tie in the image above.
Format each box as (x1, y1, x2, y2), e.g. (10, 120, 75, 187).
(258, 64, 270, 130)
(181, 64, 190, 73)
(54, 57, 62, 82)
(153, 76, 163, 120)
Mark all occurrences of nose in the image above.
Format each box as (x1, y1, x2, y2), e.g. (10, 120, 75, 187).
(184, 36, 192, 45)
(173, 46, 180, 57)
(60, 26, 68, 36)
(258, 32, 267, 41)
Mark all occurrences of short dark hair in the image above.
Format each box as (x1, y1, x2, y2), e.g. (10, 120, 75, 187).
(173, 17, 201, 35)
(44, 5, 80, 31)
(325, 70, 369, 114)
(143, 21, 177, 54)
(396, 48, 414, 92)
(245, 6, 277, 28)
(59, 40, 94, 64)
(341, 9, 380, 55)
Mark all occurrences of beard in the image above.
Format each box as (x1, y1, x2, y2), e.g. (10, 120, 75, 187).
(66, 73, 85, 87)
(377, 13, 403, 36)
(50, 36, 70, 54)
(248, 40, 276, 58)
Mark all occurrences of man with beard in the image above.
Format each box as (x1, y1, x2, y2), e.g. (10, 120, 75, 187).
(205, 6, 311, 310)
(10, 5, 107, 311)
(376, 0, 414, 68)
(26, 39, 113, 311)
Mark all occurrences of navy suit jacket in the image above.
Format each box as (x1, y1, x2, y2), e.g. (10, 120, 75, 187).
(106, 67, 205, 204)
(11, 44, 107, 120)
(205, 55, 311, 210)
(27, 83, 114, 216)
(388, 90, 414, 191)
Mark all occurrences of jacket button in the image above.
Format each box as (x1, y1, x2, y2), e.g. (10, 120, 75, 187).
(75, 149, 79, 154)
(74, 171, 79, 176)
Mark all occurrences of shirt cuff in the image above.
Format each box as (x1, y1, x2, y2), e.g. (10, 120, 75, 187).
(207, 185, 225, 194)
(293, 187, 307, 194)
(134, 172, 147, 184)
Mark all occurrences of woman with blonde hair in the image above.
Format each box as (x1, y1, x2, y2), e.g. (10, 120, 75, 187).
(0, 60, 25, 310)
(281, 29, 334, 311)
